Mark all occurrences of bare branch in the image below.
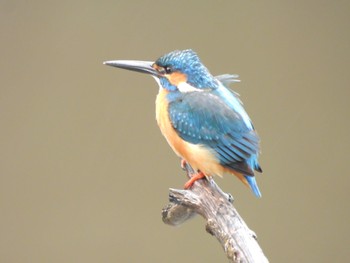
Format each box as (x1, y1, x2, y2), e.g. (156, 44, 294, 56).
(162, 164, 269, 263)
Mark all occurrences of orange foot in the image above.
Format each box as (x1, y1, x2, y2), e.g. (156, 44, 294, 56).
(184, 171, 206, 189)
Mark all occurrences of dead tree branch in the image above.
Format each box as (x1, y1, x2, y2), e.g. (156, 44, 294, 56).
(162, 164, 269, 263)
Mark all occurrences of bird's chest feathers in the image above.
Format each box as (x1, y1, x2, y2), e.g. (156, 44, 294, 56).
(156, 90, 173, 140)
(155, 89, 183, 157)
(155, 88, 168, 127)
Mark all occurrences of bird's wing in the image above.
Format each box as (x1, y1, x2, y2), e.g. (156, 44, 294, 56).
(168, 91, 261, 176)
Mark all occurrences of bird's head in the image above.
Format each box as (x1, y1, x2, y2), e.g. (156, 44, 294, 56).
(104, 49, 219, 93)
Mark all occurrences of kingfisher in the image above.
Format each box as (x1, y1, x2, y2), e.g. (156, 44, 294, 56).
(104, 49, 262, 197)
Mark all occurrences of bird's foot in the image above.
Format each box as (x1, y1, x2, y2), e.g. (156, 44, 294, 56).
(184, 171, 206, 189)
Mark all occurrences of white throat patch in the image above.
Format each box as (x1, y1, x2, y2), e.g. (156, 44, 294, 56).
(177, 82, 203, 93)
(153, 77, 203, 93)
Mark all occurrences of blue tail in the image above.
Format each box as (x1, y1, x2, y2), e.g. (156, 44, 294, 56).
(245, 176, 262, 198)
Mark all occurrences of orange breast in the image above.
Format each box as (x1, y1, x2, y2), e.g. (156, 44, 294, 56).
(155, 89, 225, 177)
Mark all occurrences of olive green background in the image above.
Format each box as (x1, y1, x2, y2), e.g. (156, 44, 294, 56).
(1, 1, 349, 262)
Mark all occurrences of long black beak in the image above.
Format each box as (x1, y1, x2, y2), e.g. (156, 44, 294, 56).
(103, 60, 160, 77)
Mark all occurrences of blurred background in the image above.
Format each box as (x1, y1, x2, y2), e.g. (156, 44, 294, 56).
(1, 1, 349, 262)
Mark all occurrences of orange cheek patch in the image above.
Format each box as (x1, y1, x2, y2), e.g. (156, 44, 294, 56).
(167, 72, 187, 86)
(152, 64, 160, 71)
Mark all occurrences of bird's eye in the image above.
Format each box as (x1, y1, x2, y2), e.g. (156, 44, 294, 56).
(156, 65, 173, 75)
(164, 66, 173, 74)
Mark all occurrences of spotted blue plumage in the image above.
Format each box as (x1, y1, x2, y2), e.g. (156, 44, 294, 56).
(166, 69, 262, 197)
(168, 90, 261, 176)
(156, 50, 219, 90)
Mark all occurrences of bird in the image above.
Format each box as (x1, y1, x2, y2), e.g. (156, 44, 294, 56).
(104, 49, 263, 197)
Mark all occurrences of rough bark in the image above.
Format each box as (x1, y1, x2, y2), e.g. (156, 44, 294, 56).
(162, 164, 269, 263)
